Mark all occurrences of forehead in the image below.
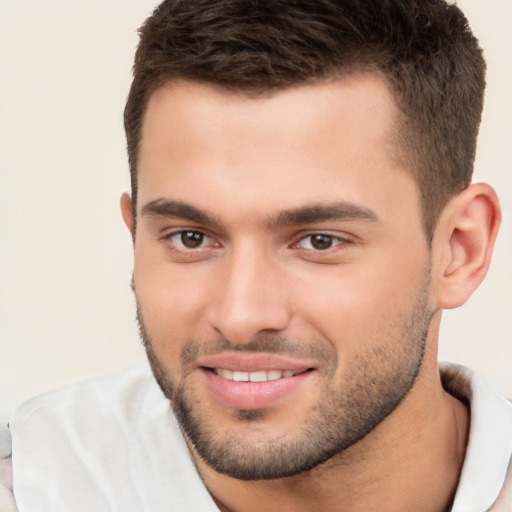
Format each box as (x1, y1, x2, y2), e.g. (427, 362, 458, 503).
(140, 74, 399, 155)
(137, 74, 417, 225)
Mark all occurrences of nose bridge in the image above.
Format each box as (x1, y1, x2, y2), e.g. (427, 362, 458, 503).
(207, 241, 291, 344)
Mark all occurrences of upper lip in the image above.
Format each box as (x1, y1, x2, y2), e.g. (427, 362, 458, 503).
(198, 353, 316, 373)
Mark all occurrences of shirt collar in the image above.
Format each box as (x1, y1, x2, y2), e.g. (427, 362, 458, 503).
(440, 362, 512, 512)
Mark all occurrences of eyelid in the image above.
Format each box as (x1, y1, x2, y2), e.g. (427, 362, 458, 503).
(162, 228, 221, 252)
(291, 231, 355, 254)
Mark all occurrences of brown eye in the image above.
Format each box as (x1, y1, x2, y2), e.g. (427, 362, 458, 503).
(296, 233, 348, 252)
(310, 234, 334, 250)
(180, 231, 205, 248)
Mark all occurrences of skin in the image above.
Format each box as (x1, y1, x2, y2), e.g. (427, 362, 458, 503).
(121, 74, 500, 512)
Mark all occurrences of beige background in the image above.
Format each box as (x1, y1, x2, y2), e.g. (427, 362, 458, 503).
(0, 0, 511, 425)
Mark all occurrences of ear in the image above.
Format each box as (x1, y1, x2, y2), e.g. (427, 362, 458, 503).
(120, 192, 135, 240)
(433, 183, 501, 309)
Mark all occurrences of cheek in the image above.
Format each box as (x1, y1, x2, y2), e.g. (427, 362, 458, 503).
(295, 256, 428, 351)
(133, 253, 213, 356)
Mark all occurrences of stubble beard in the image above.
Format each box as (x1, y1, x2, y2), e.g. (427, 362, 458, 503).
(136, 279, 432, 481)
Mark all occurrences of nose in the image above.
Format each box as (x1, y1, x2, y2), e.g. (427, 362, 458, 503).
(206, 246, 292, 344)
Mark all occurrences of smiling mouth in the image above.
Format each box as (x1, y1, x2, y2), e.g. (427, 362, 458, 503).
(207, 368, 313, 382)
(201, 364, 315, 409)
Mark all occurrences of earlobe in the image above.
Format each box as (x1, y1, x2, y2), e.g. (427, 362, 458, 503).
(120, 192, 135, 240)
(434, 183, 501, 310)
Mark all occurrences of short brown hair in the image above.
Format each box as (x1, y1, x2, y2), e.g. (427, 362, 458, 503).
(124, 0, 486, 238)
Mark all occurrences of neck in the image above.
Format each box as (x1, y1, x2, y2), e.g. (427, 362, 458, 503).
(193, 357, 469, 512)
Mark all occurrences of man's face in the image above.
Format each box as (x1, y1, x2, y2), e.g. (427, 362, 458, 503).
(130, 75, 433, 479)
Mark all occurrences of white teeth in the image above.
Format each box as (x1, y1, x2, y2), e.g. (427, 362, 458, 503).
(249, 371, 268, 382)
(216, 368, 233, 380)
(267, 370, 283, 381)
(214, 369, 304, 382)
(232, 371, 249, 382)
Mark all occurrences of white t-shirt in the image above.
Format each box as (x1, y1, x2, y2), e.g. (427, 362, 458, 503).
(4, 362, 512, 511)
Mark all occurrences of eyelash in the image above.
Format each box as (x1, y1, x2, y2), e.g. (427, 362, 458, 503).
(293, 233, 351, 252)
(163, 230, 218, 252)
(162, 229, 352, 256)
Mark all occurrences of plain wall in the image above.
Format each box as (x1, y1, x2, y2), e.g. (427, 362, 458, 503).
(0, 0, 511, 425)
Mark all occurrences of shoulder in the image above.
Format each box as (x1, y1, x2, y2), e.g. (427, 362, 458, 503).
(9, 362, 172, 469)
(0, 428, 16, 512)
(8, 364, 216, 511)
(11, 362, 157, 424)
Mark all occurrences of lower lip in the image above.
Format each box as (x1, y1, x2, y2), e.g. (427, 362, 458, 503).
(202, 369, 312, 410)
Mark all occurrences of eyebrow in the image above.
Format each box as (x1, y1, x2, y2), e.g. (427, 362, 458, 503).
(141, 199, 222, 227)
(140, 198, 380, 228)
(270, 202, 380, 226)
